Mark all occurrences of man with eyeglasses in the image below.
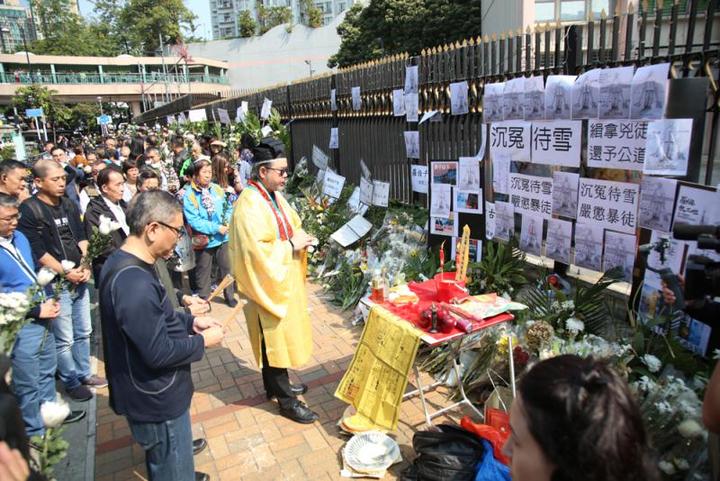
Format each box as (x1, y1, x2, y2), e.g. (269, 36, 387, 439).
(18, 159, 106, 402)
(229, 137, 320, 424)
(99, 190, 224, 481)
(0, 193, 85, 438)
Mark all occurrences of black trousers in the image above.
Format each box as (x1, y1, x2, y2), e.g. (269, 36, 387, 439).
(193, 243, 234, 300)
(260, 329, 295, 409)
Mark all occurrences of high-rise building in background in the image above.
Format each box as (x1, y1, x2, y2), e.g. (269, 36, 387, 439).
(210, 0, 356, 40)
(0, 0, 36, 53)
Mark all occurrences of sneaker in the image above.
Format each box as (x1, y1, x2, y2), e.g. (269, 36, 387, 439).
(66, 385, 93, 401)
(63, 410, 86, 424)
(82, 375, 108, 388)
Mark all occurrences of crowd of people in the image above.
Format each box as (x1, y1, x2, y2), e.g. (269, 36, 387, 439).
(0, 129, 320, 480)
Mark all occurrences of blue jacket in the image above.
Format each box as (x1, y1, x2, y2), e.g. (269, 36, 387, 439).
(182, 182, 231, 249)
(0, 230, 42, 319)
(98, 250, 204, 423)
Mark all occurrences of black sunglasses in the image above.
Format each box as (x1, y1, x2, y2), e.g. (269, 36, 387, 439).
(265, 167, 291, 177)
(156, 221, 185, 237)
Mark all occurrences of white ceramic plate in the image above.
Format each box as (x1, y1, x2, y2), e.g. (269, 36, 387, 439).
(343, 431, 401, 473)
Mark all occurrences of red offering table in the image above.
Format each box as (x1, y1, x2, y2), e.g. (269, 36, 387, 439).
(359, 275, 515, 426)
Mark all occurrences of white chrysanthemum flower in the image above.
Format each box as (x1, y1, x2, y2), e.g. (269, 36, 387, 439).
(37, 267, 57, 287)
(566, 317, 585, 335)
(60, 260, 76, 273)
(41, 398, 70, 428)
(561, 300, 575, 310)
(658, 460, 676, 475)
(655, 401, 672, 415)
(677, 419, 704, 439)
(641, 354, 662, 373)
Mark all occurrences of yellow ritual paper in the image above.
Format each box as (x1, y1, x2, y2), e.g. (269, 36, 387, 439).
(335, 306, 421, 431)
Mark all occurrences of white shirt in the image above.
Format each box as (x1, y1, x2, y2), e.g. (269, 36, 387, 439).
(103, 196, 129, 235)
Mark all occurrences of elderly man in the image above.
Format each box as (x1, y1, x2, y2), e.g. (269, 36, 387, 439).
(229, 138, 318, 424)
(99, 191, 224, 481)
(0, 193, 86, 436)
(18, 159, 106, 401)
(0, 160, 29, 201)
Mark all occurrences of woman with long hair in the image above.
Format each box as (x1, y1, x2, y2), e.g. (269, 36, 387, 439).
(211, 153, 241, 204)
(503, 355, 660, 481)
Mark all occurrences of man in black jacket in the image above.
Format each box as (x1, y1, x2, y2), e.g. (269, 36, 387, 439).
(99, 191, 224, 481)
(84, 167, 128, 282)
(18, 159, 106, 402)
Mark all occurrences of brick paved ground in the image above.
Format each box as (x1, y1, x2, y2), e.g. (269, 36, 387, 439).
(93, 283, 473, 481)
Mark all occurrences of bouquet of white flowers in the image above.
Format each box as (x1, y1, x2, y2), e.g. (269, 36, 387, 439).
(0, 291, 36, 353)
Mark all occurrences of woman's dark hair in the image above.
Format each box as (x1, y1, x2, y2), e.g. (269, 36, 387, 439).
(96, 165, 123, 190)
(122, 158, 138, 176)
(187, 159, 211, 178)
(129, 137, 145, 160)
(518, 355, 659, 481)
(211, 154, 230, 188)
(137, 168, 160, 188)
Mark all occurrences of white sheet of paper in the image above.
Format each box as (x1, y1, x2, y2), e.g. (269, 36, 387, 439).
(587, 119, 648, 171)
(404, 131, 420, 159)
(188, 109, 207, 122)
(431, 161, 458, 186)
(260, 125, 273, 137)
(430, 212, 458, 237)
(573, 223, 604, 271)
(544, 75, 576, 120)
(430, 183, 451, 218)
(393, 89, 406, 116)
(545, 218, 573, 264)
(419, 110, 439, 124)
(360, 176, 374, 205)
(483, 82, 505, 123)
(405, 93, 419, 122)
(494, 201, 515, 242)
(645, 230, 686, 288)
(455, 189, 482, 214)
(329, 127, 339, 149)
(520, 214, 543, 256)
(330, 88, 337, 111)
(322, 170, 345, 198)
(236, 101, 248, 122)
(576, 178, 640, 234)
(167, 115, 176, 124)
(485, 201, 496, 240)
(331, 215, 373, 247)
(571, 68, 600, 119)
(489, 120, 531, 162)
(177, 112, 187, 124)
(531, 120, 581, 167)
(503, 77, 525, 120)
(603, 230, 637, 282)
(476, 123, 487, 160)
(598, 66, 634, 119)
(552, 171, 579, 219)
(260, 98, 272, 119)
(360, 159, 371, 179)
(405, 65, 419, 94)
(492, 154, 511, 195)
(673, 186, 720, 241)
(644, 118, 693, 176)
(411, 164, 428, 194)
(347, 187, 361, 213)
(639, 177, 677, 232)
(523, 75, 545, 121)
(509, 173, 554, 220)
(450, 81, 470, 115)
(351, 86, 362, 111)
(217, 108, 231, 125)
(312, 145, 329, 170)
(316, 168, 326, 186)
(630, 62, 670, 120)
(371, 180, 389, 207)
(457, 157, 481, 191)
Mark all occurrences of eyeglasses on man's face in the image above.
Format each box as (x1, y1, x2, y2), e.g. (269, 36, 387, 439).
(265, 167, 291, 177)
(156, 221, 185, 238)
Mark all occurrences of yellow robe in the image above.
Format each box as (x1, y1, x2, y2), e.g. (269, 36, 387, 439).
(228, 186, 312, 369)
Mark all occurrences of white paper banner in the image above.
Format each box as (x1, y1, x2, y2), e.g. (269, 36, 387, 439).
(329, 127, 339, 149)
(552, 171, 579, 219)
(531, 120, 581, 167)
(545, 218, 573, 264)
(638, 176, 677, 232)
(485, 201, 496, 240)
(188, 109, 207, 122)
(371, 180, 390, 207)
(260, 98, 272, 119)
(393, 89, 406, 116)
(312, 145, 329, 170)
(360, 176, 374, 205)
(217, 108, 231, 125)
(520, 214, 543, 256)
(404, 131, 420, 159)
(351, 86, 361, 111)
(450, 81, 469, 115)
(430, 184, 451, 218)
(644, 118, 693, 176)
(489, 120, 531, 162)
(322, 170, 345, 198)
(603, 230, 637, 282)
(573, 222, 604, 271)
(587, 119, 648, 171)
(509, 173, 553, 220)
(411, 164, 428, 194)
(577, 178, 640, 234)
(457, 157, 481, 192)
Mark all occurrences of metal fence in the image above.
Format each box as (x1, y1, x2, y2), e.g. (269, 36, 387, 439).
(138, 1, 720, 198)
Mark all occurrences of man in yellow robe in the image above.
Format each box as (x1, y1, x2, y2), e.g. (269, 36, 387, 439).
(228, 137, 319, 424)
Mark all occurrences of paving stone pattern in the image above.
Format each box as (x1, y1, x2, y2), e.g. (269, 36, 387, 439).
(93, 284, 472, 480)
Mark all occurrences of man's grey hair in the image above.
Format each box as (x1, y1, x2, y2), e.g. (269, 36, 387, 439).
(0, 192, 19, 209)
(31, 158, 64, 179)
(126, 190, 182, 236)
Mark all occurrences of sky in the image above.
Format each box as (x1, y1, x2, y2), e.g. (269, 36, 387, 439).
(74, 0, 214, 40)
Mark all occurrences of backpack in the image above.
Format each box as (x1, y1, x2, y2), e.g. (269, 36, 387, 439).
(401, 424, 485, 481)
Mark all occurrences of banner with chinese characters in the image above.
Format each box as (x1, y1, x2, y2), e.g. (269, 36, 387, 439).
(586, 120, 648, 171)
(576, 178, 639, 234)
(530, 120, 581, 167)
(489, 121, 531, 162)
(508, 173, 553, 220)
